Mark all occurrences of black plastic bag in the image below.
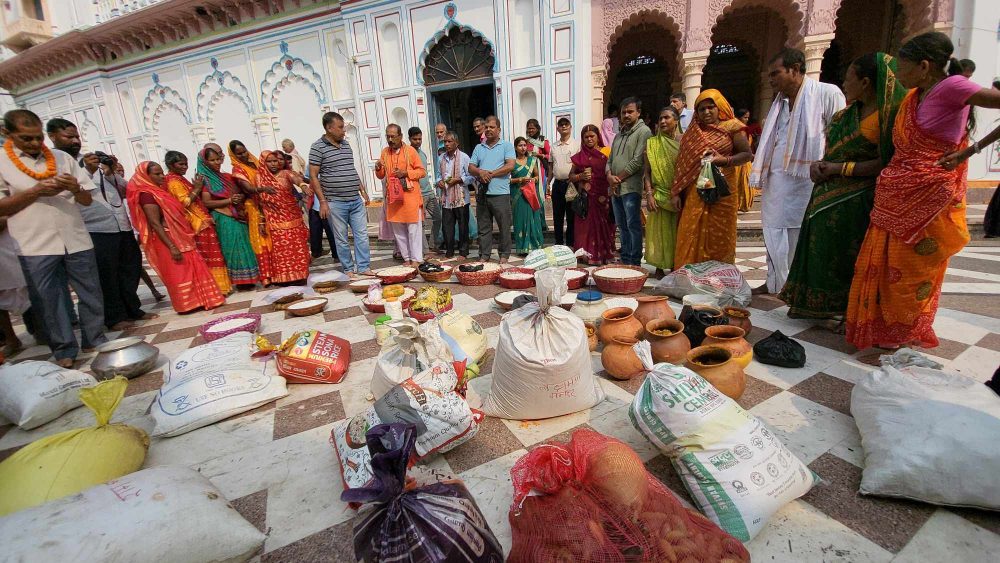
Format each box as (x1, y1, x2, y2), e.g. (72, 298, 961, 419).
(696, 157, 732, 205)
(753, 331, 806, 368)
(512, 294, 538, 310)
(341, 423, 504, 563)
(680, 306, 727, 347)
(571, 187, 588, 218)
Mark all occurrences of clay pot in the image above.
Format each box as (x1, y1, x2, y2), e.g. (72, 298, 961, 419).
(585, 322, 599, 352)
(633, 295, 675, 330)
(645, 319, 691, 364)
(597, 307, 644, 345)
(602, 336, 645, 380)
(703, 325, 753, 369)
(685, 346, 746, 400)
(723, 306, 753, 334)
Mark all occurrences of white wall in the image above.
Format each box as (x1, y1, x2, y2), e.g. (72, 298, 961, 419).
(953, 0, 1000, 181)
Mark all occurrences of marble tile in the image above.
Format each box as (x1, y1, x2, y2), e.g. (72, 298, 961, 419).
(321, 306, 365, 322)
(749, 392, 857, 464)
(803, 453, 935, 553)
(272, 390, 345, 440)
(736, 374, 785, 410)
(793, 325, 860, 355)
(151, 324, 204, 344)
(948, 506, 1000, 537)
(124, 369, 164, 396)
(828, 424, 865, 468)
(946, 345, 1000, 383)
(443, 415, 524, 473)
(261, 518, 356, 562)
(232, 489, 269, 534)
(500, 408, 592, 447)
(144, 408, 277, 470)
(750, 294, 786, 312)
(587, 405, 662, 462)
(976, 332, 1000, 352)
(931, 315, 992, 345)
(643, 454, 694, 507)
(788, 372, 856, 416)
(893, 510, 1000, 563)
(457, 448, 527, 555)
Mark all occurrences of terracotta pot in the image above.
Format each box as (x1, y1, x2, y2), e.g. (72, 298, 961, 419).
(597, 307, 644, 345)
(685, 346, 746, 400)
(723, 306, 753, 334)
(634, 295, 675, 330)
(601, 336, 644, 380)
(585, 322, 599, 352)
(703, 325, 753, 369)
(645, 319, 691, 364)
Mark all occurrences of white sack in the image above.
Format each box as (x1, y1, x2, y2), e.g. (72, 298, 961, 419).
(852, 362, 1000, 510)
(0, 361, 96, 429)
(630, 342, 815, 541)
(0, 465, 265, 563)
(651, 260, 751, 307)
(371, 318, 453, 399)
(151, 332, 288, 437)
(437, 309, 487, 363)
(483, 268, 603, 419)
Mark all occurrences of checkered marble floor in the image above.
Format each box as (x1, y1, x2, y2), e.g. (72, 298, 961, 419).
(2, 242, 999, 563)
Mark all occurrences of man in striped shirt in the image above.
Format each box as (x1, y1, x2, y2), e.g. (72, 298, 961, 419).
(309, 112, 374, 277)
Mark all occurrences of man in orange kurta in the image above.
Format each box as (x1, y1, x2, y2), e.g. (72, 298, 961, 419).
(376, 124, 426, 266)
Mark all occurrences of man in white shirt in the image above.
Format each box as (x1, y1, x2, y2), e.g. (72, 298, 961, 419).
(550, 117, 580, 246)
(437, 131, 475, 258)
(670, 93, 695, 132)
(751, 48, 846, 295)
(0, 110, 106, 367)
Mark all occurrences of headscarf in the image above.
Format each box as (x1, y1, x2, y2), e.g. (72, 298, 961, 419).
(570, 125, 608, 183)
(228, 142, 259, 185)
(197, 145, 245, 220)
(673, 89, 745, 197)
(646, 124, 681, 206)
(256, 150, 282, 191)
(126, 162, 196, 252)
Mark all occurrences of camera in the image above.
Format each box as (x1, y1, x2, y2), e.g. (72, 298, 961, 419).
(94, 151, 116, 167)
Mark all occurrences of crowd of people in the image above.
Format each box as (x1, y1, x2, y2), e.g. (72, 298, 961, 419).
(1, 31, 999, 368)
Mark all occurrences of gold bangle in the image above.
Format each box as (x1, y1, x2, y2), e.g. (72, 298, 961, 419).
(843, 162, 855, 177)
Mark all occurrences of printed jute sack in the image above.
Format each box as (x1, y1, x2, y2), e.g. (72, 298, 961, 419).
(332, 360, 481, 494)
(151, 332, 288, 437)
(0, 466, 265, 563)
(629, 342, 815, 541)
(0, 360, 96, 429)
(652, 260, 752, 308)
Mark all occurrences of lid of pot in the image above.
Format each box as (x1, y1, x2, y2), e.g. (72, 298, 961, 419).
(577, 290, 604, 302)
(375, 315, 392, 325)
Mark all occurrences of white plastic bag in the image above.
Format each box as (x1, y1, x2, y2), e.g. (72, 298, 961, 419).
(371, 318, 453, 399)
(333, 360, 480, 491)
(437, 309, 487, 363)
(0, 466, 265, 563)
(630, 341, 815, 541)
(852, 361, 1000, 510)
(151, 332, 288, 437)
(523, 245, 576, 270)
(652, 260, 751, 307)
(0, 361, 96, 429)
(483, 269, 603, 419)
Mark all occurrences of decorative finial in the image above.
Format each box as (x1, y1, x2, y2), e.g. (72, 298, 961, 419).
(210, 57, 219, 69)
(151, 72, 160, 84)
(444, 3, 457, 21)
(279, 41, 289, 55)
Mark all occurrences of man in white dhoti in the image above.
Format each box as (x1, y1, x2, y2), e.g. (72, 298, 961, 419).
(751, 48, 845, 295)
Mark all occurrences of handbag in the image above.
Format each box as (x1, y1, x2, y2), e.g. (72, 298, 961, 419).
(386, 175, 404, 204)
(571, 186, 588, 218)
(695, 156, 732, 204)
(565, 183, 579, 202)
(521, 180, 541, 211)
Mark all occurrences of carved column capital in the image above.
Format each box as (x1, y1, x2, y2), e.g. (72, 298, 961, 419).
(802, 33, 835, 80)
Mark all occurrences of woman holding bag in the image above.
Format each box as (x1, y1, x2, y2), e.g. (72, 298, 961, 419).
(643, 107, 682, 277)
(569, 125, 615, 265)
(510, 137, 543, 255)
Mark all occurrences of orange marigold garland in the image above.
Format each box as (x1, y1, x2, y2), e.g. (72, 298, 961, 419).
(4, 139, 57, 180)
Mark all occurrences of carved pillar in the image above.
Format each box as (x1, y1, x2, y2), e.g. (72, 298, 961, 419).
(190, 123, 210, 147)
(680, 51, 710, 106)
(758, 70, 773, 122)
(803, 33, 835, 80)
(591, 68, 607, 126)
(253, 113, 277, 150)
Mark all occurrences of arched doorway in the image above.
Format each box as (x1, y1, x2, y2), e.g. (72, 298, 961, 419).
(423, 27, 496, 153)
(821, 0, 906, 85)
(703, 4, 793, 122)
(605, 11, 681, 128)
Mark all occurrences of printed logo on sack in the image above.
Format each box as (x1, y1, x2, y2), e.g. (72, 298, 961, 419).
(173, 395, 192, 411)
(205, 374, 226, 388)
(175, 360, 188, 370)
(709, 450, 739, 471)
(750, 471, 766, 487)
(767, 463, 779, 478)
(732, 480, 748, 494)
(733, 444, 753, 460)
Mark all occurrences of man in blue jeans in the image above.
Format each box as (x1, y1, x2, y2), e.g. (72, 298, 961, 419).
(309, 112, 373, 277)
(608, 97, 652, 265)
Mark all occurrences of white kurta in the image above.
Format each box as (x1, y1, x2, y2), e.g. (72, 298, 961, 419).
(0, 229, 29, 313)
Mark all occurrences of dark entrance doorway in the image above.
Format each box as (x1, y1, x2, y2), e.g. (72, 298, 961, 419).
(702, 43, 758, 117)
(611, 55, 671, 127)
(424, 27, 496, 153)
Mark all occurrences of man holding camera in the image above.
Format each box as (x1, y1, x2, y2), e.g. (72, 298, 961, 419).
(48, 118, 151, 330)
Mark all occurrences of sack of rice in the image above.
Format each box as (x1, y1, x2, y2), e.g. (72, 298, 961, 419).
(629, 341, 815, 541)
(0, 377, 148, 516)
(0, 360, 96, 429)
(437, 309, 487, 363)
(150, 332, 288, 437)
(482, 269, 604, 419)
(371, 318, 452, 399)
(0, 466, 265, 563)
(524, 245, 576, 270)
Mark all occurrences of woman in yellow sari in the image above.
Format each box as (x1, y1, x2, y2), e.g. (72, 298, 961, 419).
(672, 90, 754, 269)
(734, 109, 755, 213)
(642, 106, 681, 276)
(228, 140, 273, 286)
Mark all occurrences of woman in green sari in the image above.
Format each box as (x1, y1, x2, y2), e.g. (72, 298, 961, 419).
(643, 107, 682, 277)
(511, 136, 544, 254)
(780, 53, 906, 323)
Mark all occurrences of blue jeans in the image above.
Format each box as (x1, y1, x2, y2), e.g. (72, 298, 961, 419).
(612, 192, 643, 265)
(326, 197, 371, 273)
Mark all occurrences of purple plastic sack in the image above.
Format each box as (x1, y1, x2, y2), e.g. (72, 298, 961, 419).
(341, 423, 504, 563)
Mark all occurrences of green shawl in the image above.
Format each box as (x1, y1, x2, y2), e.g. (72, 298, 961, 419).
(646, 134, 680, 211)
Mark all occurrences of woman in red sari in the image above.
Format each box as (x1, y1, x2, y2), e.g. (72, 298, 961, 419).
(126, 162, 225, 313)
(569, 124, 615, 265)
(256, 150, 311, 284)
(846, 32, 1000, 349)
(163, 150, 232, 294)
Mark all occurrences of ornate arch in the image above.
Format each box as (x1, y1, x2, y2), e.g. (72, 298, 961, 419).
(260, 41, 327, 112)
(77, 109, 103, 149)
(416, 22, 497, 86)
(605, 9, 684, 76)
(141, 73, 191, 130)
(196, 58, 253, 122)
(598, 2, 686, 70)
(687, 0, 806, 52)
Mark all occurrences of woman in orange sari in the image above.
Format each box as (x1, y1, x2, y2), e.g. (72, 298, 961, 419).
(672, 90, 754, 269)
(126, 162, 225, 313)
(163, 150, 232, 294)
(846, 32, 1000, 349)
(229, 140, 273, 286)
(257, 150, 311, 284)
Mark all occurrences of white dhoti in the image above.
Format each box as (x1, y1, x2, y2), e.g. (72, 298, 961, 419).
(760, 171, 812, 293)
(391, 219, 423, 262)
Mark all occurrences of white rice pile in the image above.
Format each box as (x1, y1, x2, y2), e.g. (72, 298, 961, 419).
(596, 267, 645, 279)
(288, 298, 328, 311)
(377, 266, 416, 277)
(206, 317, 256, 333)
(495, 290, 530, 305)
(500, 271, 533, 280)
(565, 269, 587, 280)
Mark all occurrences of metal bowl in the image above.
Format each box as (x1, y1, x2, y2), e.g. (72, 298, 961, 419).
(90, 336, 160, 380)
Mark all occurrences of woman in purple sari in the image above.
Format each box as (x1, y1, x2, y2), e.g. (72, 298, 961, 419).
(569, 124, 615, 265)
